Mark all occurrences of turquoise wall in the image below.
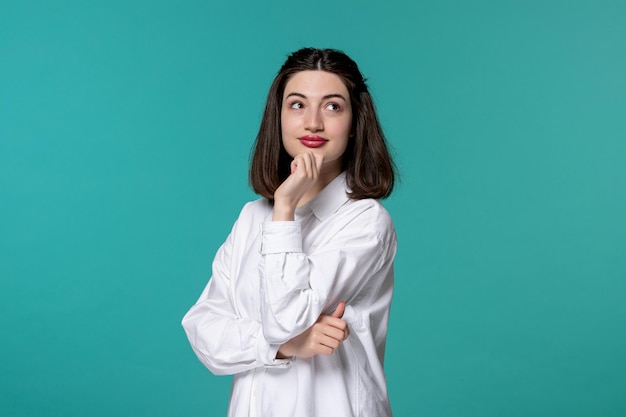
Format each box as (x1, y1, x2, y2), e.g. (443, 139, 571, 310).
(1, 1, 625, 416)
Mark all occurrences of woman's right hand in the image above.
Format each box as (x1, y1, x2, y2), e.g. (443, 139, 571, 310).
(272, 152, 324, 221)
(276, 301, 350, 359)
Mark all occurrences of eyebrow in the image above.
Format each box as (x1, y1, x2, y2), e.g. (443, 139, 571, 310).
(285, 92, 348, 101)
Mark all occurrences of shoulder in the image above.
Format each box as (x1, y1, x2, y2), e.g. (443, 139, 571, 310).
(340, 198, 396, 240)
(229, 198, 273, 233)
(239, 198, 273, 217)
(345, 198, 394, 225)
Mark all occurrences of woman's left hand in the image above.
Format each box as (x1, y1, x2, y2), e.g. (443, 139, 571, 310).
(276, 301, 349, 359)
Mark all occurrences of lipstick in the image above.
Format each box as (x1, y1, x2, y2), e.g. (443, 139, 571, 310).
(299, 135, 328, 148)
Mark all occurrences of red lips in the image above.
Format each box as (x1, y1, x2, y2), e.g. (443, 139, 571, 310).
(299, 135, 328, 148)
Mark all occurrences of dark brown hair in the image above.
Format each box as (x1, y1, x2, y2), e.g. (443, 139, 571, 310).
(249, 47, 396, 200)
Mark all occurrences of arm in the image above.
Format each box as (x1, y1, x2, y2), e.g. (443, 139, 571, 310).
(260, 153, 397, 345)
(277, 301, 350, 358)
(181, 208, 291, 375)
(259, 202, 396, 345)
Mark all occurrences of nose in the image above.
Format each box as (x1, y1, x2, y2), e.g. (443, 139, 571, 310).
(304, 108, 323, 132)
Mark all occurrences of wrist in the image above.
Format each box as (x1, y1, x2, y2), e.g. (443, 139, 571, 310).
(276, 344, 294, 359)
(272, 201, 296, 221)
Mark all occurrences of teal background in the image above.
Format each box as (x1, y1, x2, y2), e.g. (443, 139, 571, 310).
(1, 0, 625, 416)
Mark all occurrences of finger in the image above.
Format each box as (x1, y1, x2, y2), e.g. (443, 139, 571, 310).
(331, 301, 346, 318)
(302, 152, 315, 178)
(312, 152, 324, 173)
(321, 325, 346, 342)
(318, 315, 348, 332)
(291, 154, 306, 175)
(309, 152, 320, 178)
(290, 154, 306, 178)
(329, 322, 349, 342)
(317, 334, 341, 350)
(306, 333, 335, 356)
(313, 345, 334, 356)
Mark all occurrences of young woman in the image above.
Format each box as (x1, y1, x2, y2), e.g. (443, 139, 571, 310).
(182, 47, 397, 417)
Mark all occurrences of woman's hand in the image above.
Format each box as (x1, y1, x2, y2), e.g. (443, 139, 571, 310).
(272, 152, 324, 221)
(276, 301, 350, 359)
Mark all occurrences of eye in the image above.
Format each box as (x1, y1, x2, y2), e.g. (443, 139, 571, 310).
(289, 101, 304, 110)
(325, 102, 341, 111)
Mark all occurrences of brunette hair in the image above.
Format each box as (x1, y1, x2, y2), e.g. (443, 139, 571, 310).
(249, 47, 396, 200)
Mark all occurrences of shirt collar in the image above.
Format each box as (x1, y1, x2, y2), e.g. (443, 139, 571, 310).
(308, 171, 350, 221)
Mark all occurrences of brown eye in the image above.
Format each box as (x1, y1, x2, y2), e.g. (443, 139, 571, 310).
(290, 101, 304, 109)
(325, 103, 340, 111)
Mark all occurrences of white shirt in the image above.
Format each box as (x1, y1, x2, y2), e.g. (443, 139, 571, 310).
(182, 172, 397, 417)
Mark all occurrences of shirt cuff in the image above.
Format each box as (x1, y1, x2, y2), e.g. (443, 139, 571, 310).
(256, 329, 292, 368)
(260, 221, 302, 254)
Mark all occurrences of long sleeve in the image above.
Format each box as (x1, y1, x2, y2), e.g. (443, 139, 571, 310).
(259, 201, 396, 344)
(183, 175, 397, 417)
(181, 207, 291, 375)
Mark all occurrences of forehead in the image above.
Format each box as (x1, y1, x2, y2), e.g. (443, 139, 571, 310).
(283, 70, 349, 98)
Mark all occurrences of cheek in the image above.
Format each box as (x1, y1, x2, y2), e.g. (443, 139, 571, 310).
(335, 115, 353, 138)
(280, 112, 297, 136)
(339, 109, 353, 135)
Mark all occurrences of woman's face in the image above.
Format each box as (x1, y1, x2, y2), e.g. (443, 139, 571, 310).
(281, 70, 353, 176)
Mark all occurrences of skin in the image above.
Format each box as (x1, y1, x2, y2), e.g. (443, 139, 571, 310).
(273, 70, 353, 221)
(277, 301, 349, 358)
(274, 70, 353, 358)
